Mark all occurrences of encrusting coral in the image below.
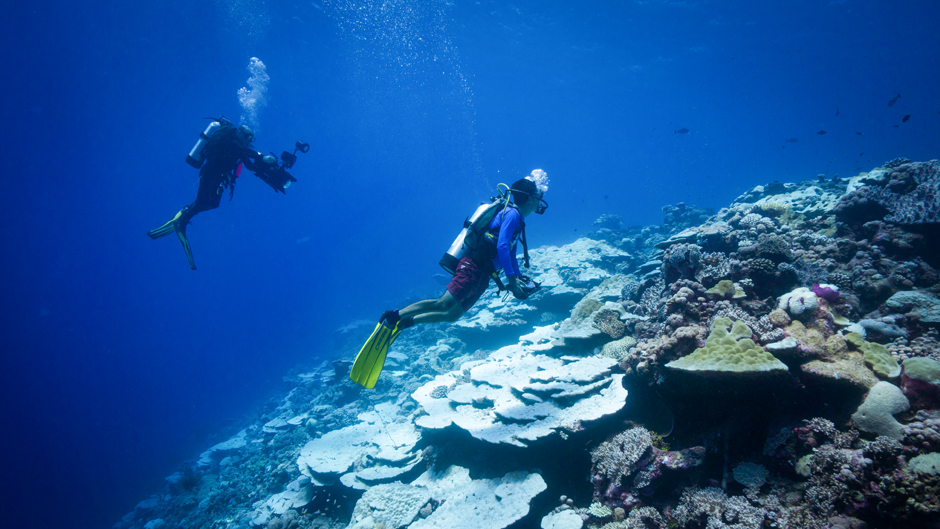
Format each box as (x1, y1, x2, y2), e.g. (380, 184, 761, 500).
(666, 317, 788, 373)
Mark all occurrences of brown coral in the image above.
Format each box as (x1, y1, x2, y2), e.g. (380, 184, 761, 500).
(593, 309, 626, 339)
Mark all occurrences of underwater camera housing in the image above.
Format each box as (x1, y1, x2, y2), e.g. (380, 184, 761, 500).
(281, 141, 310, 169)
(256, 141, 308, 193)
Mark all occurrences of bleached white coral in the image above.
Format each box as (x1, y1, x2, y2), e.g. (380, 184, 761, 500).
(588, 502, 612, 518)
(777, 287, 819, 316)
(739, 213, 768, 229)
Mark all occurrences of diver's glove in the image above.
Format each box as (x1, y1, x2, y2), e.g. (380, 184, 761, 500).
(508, 275, 541, 300)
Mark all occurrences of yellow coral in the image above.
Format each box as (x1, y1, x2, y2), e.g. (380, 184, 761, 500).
(705, 280, 746, 299)
(845, 332, 901, 378)
(785, 320, 826, 356)
(666, 317, 788, 373)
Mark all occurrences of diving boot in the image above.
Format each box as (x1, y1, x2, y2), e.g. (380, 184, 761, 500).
(147, 208, 186, 239)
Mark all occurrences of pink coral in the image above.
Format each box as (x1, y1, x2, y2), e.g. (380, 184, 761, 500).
(812, 283, 841, 302)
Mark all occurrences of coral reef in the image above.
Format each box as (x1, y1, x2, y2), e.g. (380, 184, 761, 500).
(116, 161, 940, 529)
(835, 160, 940, 226)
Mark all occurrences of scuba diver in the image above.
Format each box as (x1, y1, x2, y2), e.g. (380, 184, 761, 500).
(147, 116, 309, 270)
(350, 171, 550, 389)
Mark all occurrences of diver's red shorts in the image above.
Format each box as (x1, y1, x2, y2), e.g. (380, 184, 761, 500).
(446, 257, 491, 310)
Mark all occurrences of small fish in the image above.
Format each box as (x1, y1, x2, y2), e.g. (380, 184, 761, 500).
(856, 132, 862, 135)
(902, 114, 911, 123)
(893, 124, 899, 128)
(835, 107, 840, 116)
(860, 153, 864, 156)
(817, 130, 827, 135)
(674, 128, 689, 134)
(888, 93, 901, 107)
(785, 138, 798, 143)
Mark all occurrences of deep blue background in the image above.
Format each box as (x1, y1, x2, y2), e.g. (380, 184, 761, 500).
(1, 1, 937, 527)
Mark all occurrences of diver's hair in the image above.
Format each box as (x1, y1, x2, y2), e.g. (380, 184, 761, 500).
(510, 177, 539, 205)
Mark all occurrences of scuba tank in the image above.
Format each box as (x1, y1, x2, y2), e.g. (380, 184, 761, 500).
(439, 184, 512, 275)
(440, 202, 496, 275)
(185, 121, 223, 168)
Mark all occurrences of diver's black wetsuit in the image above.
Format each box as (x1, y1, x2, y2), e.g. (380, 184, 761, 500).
(180, 126, 263, 226)
(148, 121, 274, 270)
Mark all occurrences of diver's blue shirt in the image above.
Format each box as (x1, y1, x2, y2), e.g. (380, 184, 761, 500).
(488, 206, 523, 278)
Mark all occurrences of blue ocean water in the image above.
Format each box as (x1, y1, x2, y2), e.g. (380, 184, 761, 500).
(0, 1, 937, 527)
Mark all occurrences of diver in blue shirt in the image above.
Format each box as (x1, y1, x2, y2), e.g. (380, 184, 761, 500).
(350, 175, 549, 388)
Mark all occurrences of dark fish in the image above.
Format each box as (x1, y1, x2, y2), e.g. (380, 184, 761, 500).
(674, 128, 689, 134)
(902, 114, 911, 123)
(856, 132, 862, 135)
(817, 130, 827, 135)
(835, 107, 840, 117)
(893, 124, 899, 128)
(785, 138, 798, 143)
(888, 93, 901, 107)
(860, 153, 864, 156)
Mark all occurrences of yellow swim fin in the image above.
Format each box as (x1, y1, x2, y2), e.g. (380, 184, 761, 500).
(350, 321, 401, 389)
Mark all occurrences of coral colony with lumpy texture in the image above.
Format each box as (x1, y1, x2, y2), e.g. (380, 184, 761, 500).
(116, 160, 940, 529)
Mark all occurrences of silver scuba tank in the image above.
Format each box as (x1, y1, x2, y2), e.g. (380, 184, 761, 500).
(185, 121, 222, 168)
(440, 202, 495, 275)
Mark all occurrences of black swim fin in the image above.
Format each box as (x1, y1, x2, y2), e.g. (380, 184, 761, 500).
(148, 208, 196, 270)
(176, 225, 196, 270)
(147, 209, 185, 239)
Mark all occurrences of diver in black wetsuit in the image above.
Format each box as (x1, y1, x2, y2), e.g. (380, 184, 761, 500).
(148, 116, 307, 270)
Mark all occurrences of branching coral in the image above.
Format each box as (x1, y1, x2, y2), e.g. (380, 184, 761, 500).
(670, 487, 765, 529)
(600, 506, 666, 529)
(591, 427, 653, 489)
(696, 252, 734, 286)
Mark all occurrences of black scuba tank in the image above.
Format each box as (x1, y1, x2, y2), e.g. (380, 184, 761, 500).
(185, 121, 223, 168)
